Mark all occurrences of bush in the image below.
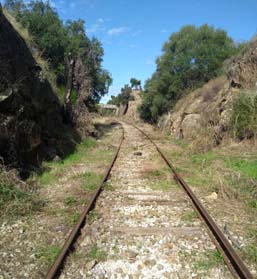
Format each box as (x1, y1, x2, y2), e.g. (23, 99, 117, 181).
(230, 91, 257, 140)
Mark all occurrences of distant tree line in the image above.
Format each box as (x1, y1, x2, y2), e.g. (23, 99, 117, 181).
(107, 78, 141, 106)
(108, 84, 133, 106)
(138, 24, 245, 123)
(4, 0, 112, 105)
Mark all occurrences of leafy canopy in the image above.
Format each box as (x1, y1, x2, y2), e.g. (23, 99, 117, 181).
(4, 0, 112, 104)
(139, 24, 239, 123)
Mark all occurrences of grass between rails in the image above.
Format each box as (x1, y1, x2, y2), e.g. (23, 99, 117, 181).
(193, 250, 224, 271)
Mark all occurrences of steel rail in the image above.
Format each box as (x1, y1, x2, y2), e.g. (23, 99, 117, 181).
(46, 124, 125, 279)
(123, 121, 253, 279)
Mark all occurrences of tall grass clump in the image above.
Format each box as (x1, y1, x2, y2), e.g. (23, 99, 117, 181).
(230, 91, 257, 140)
(0, 168, 42, 218)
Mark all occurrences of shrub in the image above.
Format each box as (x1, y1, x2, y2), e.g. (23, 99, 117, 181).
(230, 91, 257, 140)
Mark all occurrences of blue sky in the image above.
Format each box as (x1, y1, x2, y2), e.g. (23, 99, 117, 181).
(11, 0, 257, 102)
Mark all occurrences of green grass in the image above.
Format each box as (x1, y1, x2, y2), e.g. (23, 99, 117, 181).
(88, 209, 99, 222)
(87, 244, 107, 261)
(170, 137, 189, 148)
(181, 211, 198, 222)
(243, 244, 257, 264)
(65, 212, 80, 227)
(227, 159, 257, 180)
(81, 172, 102, 191)
(104, 182, 114, 191)
(149, 170, 162, 177)
(193, 250, 223, 270)
(150, 179, 177, 191)
(35, 244, 61, 265)
(190, 151, 216, 166)
(37, 137, 97, 186)
(64, 196, 77, 206)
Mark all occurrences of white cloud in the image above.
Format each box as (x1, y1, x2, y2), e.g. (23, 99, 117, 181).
(160, 29, 168, 33)
(87, 18, 111, 34)
(107, 27, 129, 36)
(132, 30, 143, 37)
(98, 18, 104, 23)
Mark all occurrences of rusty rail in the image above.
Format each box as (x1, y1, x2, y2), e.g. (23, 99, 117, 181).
(124, 121, 253, 279)
(46, 124, 124, 279)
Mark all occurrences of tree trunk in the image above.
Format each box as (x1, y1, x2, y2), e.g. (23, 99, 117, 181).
(64, 56, 75, 123)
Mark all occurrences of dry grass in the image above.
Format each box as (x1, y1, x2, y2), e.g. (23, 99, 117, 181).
(202, 77, 225, 102)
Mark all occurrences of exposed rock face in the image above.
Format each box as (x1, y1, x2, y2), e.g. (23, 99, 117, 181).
(158, 77, 232, 144)
(226, 38, 257, 89)
(0, 8, 76, 173)
(158, 39, 257, 146)
(71, 57, 93, 138)
(123, 90, 141, 122)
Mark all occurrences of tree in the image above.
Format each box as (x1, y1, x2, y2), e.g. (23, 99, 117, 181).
(108, 84, 133, 106)
(130, 78, 141, 90)
(6, 0, 112, 106)
(4, 0, 25, 15)
(139, 24, 240, 123)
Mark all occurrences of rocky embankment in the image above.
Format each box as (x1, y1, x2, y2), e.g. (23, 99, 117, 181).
(158, 39, 257, 146)
(0, 6, 77, 175)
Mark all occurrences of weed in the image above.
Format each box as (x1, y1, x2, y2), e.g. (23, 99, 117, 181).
(88, 244, 107, 261)
(193, 250, 223, 270)
(149, 170, 162, 177)
(181, 211, 198, 222)
(81, 172, 102, 191)
(64, 196, 77, 206)
(0, 170, 43, 218)
(104, 182, 114, 191)
(81, 138, 97, 149)
(243, 245, 257, 264)
(171, 137, 189, 148)
(88, 209, 99, 222)
(35, 244, 61, 265)
(66, 212, 80, 227)
(150, 179, 176, 191)
(226, 159, 257, 180)
(38, 170, 57, 186)
(190, 151, 216, 167)
(230, 91, 257, 140)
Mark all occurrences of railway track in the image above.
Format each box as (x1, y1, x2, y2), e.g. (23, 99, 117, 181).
(46, 121, 253, 279)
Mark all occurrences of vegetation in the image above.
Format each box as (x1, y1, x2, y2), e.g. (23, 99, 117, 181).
(0, 168, 42, 218)
(87, 244, 107, 261)
(130, 78, 141, 90)
(4, 0, 112, 105)
(230, 91, 257, 140)
(139, 24, 241, 123)
(81, 171, 102, 191)
(193, 250, 223, 270)
(108, 84, 134, 106)
(38, 137, 97, 186)
(35, 244, 61, 265)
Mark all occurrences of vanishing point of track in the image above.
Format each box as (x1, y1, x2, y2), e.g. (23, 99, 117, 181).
(46, 120, 253, 279)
